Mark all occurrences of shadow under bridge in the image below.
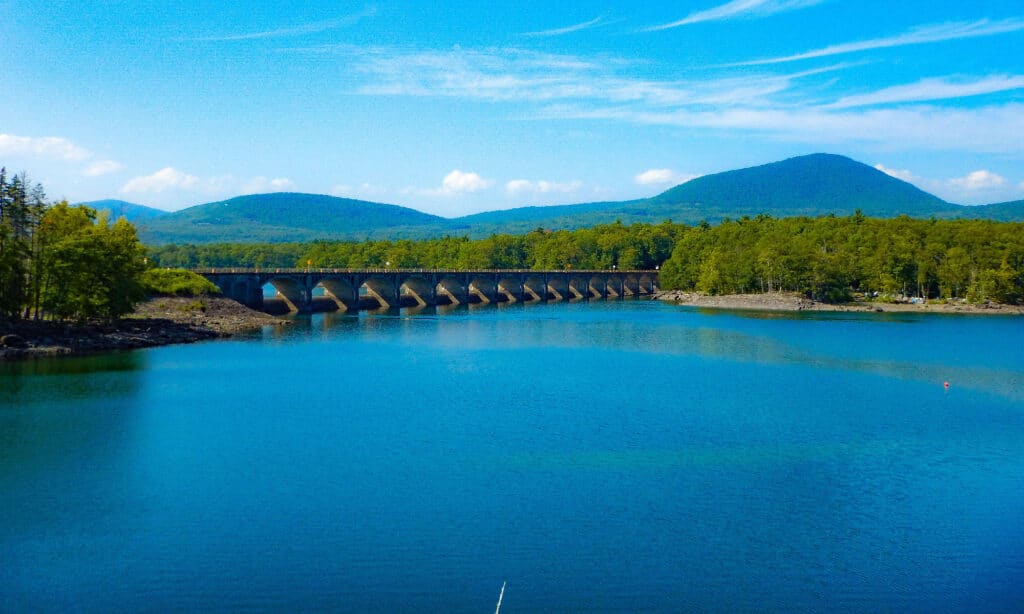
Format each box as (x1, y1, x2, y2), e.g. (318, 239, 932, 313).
(197, 268, 660, 314)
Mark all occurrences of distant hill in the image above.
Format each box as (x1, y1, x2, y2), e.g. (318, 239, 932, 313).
(125, 154, 1024, 245)
(138, 192, 446, 244)
(80, 199, 169, 223)
(638, 153, 954, 220)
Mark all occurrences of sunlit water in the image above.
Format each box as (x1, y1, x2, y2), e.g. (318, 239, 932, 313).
(2, 300, 1023, 612)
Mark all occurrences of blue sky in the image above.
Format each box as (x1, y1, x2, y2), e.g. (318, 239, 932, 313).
(2, 0, 1023, 215)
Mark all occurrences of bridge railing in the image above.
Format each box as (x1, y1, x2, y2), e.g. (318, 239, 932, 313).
(194, 267, 660, 275)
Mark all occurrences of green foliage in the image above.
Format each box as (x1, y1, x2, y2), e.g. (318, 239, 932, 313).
(140, 268, 221, 297)
(0, 167, 152, 323)
(148, 220, 684, 272)
(659, 215, 1024, 304)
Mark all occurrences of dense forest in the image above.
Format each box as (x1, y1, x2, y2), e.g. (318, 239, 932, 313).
(660, 214, 1024, 304)
(0, 169, 149, 322)
(150, 214, 1024, 305)
(148, 221, 683, 272)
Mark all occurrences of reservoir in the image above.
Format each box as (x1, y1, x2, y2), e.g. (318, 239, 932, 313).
(2, 300, 1023, 612)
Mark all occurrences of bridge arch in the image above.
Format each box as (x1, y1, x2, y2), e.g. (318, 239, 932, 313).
(605, 275, 623, 298)
(360, 276, 398, 310)
(399, 275, 435, 308)
(264, 276, 309, 313)
(522, 275, 547, 302)
(468, 276, 497, 304)
(497, 276, 524, 303)
(436, 276, 468, 306)
(546, 275, 568, 301)
(316, 277, 358, 311)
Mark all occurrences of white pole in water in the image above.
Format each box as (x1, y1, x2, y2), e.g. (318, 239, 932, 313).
(495, 581, 506, 614)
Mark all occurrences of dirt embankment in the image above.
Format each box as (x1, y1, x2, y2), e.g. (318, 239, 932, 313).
(653, 290, 1024, 315)
(1, 296, 287, 361)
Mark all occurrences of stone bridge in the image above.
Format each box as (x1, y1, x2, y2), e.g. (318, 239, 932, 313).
(196, 268, 660, 313)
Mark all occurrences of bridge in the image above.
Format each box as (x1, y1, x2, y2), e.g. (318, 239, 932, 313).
(197, 268, 660, 314)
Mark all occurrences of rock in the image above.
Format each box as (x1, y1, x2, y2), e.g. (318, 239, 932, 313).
(1, 334, 28, 348)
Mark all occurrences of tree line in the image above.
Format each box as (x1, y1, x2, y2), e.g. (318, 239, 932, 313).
(148, 221, 683, 271)
(0, 168, 149, 322)
(659, 214, 1024, 304)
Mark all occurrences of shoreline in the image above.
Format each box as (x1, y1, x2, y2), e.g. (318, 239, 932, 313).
(653, 290, 1024, 315)
(0, 296, 288, 361)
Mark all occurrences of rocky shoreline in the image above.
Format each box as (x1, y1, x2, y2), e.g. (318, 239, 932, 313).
(0, 296, 287, 361)
(653, 290, 1024, 314)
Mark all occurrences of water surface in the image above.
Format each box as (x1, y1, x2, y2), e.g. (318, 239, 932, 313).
(2, 301, 1023, 612)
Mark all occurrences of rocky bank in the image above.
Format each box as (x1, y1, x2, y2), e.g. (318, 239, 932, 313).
(653, 290, 1024, 314)
(1, 296, 287, 361)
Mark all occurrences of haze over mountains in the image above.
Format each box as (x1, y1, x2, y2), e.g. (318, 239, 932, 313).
(83, 154, 1024, 245)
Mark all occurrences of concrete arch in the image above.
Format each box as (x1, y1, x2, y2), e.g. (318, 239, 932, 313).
(317, 278, 358, 311)
(638, 274, 656, 294)
(400, 275, 435, 308)
(436, 276, 468, 306)
(568, 276, 590, 300)
(622, 275, 640, 296)
(265, 276, 309, 313)
(497, 276, 524, 303)
(588, 275, 607, 298)
(605, 275, 623, 298)
(361, 276, 398, 310)
(546, 276, 568, 301)
(522, 275, 547, 302)
(469, 276, 497, 304)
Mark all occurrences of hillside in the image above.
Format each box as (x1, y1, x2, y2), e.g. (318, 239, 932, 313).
(128, 154, 1024, 244)
(138, 192, 446, 244)
(81, 199, 169, 223)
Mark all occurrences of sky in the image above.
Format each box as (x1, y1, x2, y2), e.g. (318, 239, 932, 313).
(2, 0, 1023, 216)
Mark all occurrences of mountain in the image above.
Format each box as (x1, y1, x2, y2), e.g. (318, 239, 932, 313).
(638, 153, 953, 220)
(128, 154, 1024, 245)
(138, 192, 446, 244)
(80, 199, 170, 223)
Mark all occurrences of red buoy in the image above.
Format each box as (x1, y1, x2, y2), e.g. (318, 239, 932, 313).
(944, 381, 950, 389)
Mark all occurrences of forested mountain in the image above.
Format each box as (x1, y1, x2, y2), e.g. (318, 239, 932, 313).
(132, 154, 1024, 245)
(80, 200, 169, 223)
(138, 192, 445, 244)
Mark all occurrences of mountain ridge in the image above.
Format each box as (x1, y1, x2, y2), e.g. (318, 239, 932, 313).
(129, 154, 1023, 244)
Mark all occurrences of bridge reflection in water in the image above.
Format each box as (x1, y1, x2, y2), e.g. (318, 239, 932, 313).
(198, 268, 660, 314)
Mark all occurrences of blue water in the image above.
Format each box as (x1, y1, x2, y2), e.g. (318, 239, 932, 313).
(2, 300, 1023, 612)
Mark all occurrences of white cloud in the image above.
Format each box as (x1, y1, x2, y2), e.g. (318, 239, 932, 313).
(732, 18, 1024, 66)
(830, 75, 1024, 109)
(505, 179, 582, 195)
(646, 0, 823, 31)
(331, 182, 388, 199)
(121, 167, 294, 196)
(82, 159, 124, 177)
(0, 133, 91, 161)
(121, 167, 200, 194)
(874, 164, 917, 183)
(949, 170, 1006, 191)
(634, 168, 698, 186)
(194, 7, 376, 41)
(241, 176, 295, 194)
(440, 169, 492, 194)
(522, 16, 605, 38)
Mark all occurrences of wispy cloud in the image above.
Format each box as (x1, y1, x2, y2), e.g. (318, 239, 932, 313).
(340, 44, 1023, 155)
(0, 134, 92, 161)
(644, 0, 823, 31)
(828, 75, 1024, 109)
(634, 169, 698, 186)
(950, 169, 1006, 191)
(82, 160, 124, 177)
(121, 167, 295, 196)
(522, 16, 605, 38)
(732, 18, 1024, 66)
(194, 7, 375, 42)
(506, 178, 582, 196)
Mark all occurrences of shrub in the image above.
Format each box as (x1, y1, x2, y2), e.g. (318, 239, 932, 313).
(140, 269, 220, 297)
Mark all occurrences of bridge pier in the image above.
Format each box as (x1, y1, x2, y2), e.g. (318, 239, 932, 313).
(196, 269, 660, 314)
